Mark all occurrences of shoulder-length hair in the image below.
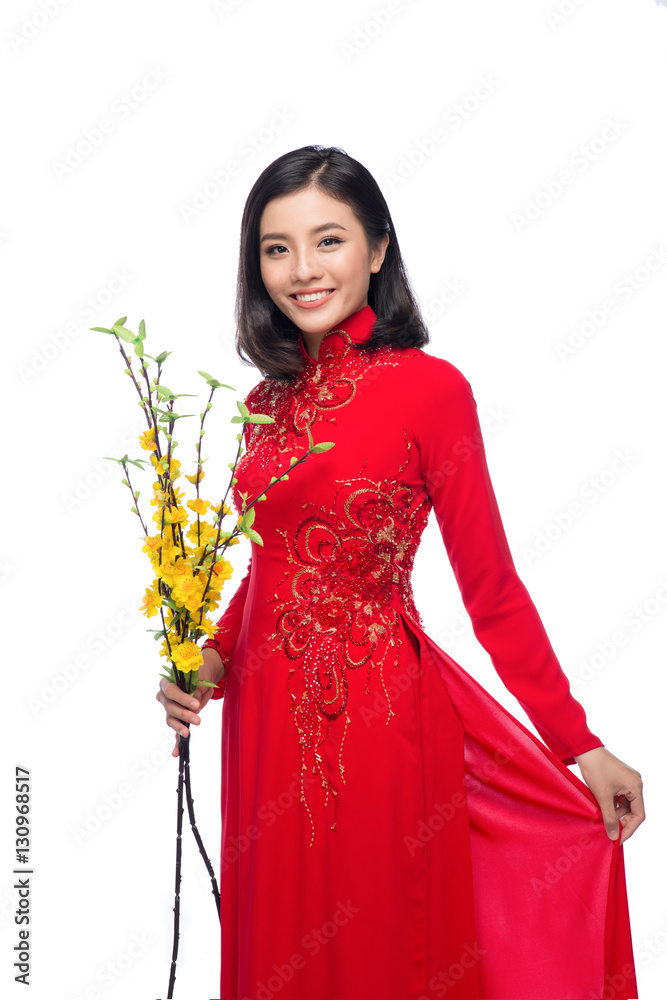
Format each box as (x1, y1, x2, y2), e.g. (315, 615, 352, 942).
(234, 144, 430, 381)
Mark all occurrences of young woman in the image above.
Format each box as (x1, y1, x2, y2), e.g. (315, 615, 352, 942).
(157, 145, 644, 1000)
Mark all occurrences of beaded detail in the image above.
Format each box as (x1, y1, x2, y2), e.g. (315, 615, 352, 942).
(266, 432, 430, 846)
(237, 325, 407, 478)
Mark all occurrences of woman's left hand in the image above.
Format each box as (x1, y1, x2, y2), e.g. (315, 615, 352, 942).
(573, 746, 644, 844)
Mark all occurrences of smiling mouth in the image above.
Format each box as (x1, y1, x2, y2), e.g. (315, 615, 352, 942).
(290, 289, 335, 302)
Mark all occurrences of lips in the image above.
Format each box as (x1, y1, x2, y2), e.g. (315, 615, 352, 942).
(291, 289, 335, 302)
(289, 289, 336, 309)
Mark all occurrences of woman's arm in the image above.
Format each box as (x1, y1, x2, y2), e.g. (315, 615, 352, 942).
(411, 357, 644, 840)
(411, 357, 603, 763)
(201, 555, 253, 699)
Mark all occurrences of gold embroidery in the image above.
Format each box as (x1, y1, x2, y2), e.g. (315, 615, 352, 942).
(267, 432, 430, 846)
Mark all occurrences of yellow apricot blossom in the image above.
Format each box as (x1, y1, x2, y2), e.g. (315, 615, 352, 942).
(170, 640, 204, 674)
(187, 498, 209, 515)
(140, 581, 162, 618)
(139, 426, 157, 451)
(185, 470, 205, 484)
(209, 558, 233, 591)
(172, 573, 207, 615)
(186, 520, 218, 546)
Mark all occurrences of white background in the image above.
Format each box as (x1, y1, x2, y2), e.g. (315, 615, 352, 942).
(2, 1, 665, 997)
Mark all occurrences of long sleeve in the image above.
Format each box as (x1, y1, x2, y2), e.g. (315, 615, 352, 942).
(200, 393, 258, 700)
(202, 556, 252, 700)
(411, 357, 604, 764)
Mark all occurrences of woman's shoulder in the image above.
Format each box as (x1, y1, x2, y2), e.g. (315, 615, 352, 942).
(400, 346, 474, 398)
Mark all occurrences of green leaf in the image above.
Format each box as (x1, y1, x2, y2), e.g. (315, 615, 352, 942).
(230, 416, 244, 423)
(310, 441, 336, 453)
(236, 400, 249, 419)
(196, 680, 220, 689)
(247, 413, 275, 424)
(244, 526, 264, 545)
(154, 384, 176, 400)
(114, 316, 128, 327)
(112, 324, 135, 343)
(133, 340, 144, 358)
(241, 505, 256, 528)
(155, 350, 172, 364)
(90, 326, 114, 334)
(138, 319, 146, 340)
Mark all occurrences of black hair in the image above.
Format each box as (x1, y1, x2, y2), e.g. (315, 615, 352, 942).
(234, 144, 429, 381)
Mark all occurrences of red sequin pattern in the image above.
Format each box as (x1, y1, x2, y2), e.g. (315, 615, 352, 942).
(267, 434, 430, 846)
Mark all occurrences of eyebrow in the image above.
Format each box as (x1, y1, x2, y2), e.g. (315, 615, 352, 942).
(260, 222, 348, 244)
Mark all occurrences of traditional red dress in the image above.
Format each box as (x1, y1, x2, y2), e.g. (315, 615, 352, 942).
(204, 304, 637, 1000)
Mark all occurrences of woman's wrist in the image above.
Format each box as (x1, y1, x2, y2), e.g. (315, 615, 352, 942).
(573, 745, 606, 764)
(202, 644, 226, 686)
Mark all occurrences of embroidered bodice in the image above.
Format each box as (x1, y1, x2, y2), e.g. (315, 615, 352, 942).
(203, 304, 603, 844)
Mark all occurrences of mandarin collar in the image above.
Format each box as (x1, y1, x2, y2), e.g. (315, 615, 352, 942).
(296, 304, 377, 369)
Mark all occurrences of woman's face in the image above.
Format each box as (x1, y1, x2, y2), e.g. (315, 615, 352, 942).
(258, 185, 388, 336)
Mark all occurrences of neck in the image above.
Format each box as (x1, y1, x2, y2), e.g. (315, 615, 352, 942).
(296, 304, 377, 368)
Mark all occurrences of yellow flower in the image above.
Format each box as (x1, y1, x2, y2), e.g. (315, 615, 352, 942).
(152, 456, 181, 479)
(187, 498, 210, 515)
(139, 427, 157, 451)
(186, 520, 218, 546)
(185, 470, 205, 485)
(142, 534, 163, 557)
(195, 615, 217, 639)
(139, 582, 162, 618)
(172, 572, 207, 614)
(170, 640, 203, 674)
(209, 558, 233, 591)
(156, 556, 189, 589)
(209, 501, 232, 516)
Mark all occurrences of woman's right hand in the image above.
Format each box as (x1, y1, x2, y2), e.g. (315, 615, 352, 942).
(156, 646, 226, 757)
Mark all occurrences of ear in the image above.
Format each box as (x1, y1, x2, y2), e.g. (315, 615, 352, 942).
(371, 233, 390, 271)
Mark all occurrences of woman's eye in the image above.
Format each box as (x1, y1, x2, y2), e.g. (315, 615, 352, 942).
(263, 237, 343, 256)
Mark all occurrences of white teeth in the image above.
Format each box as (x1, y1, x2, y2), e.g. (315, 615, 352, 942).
(293, 290, 333, 302)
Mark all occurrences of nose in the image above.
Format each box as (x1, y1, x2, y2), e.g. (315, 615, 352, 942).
(290, 246, 324, 283)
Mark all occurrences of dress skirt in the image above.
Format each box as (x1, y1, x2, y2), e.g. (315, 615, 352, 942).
(213, 608, 636, 1000)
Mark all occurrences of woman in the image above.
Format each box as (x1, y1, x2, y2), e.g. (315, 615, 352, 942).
(157, 145, 644, 1000)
